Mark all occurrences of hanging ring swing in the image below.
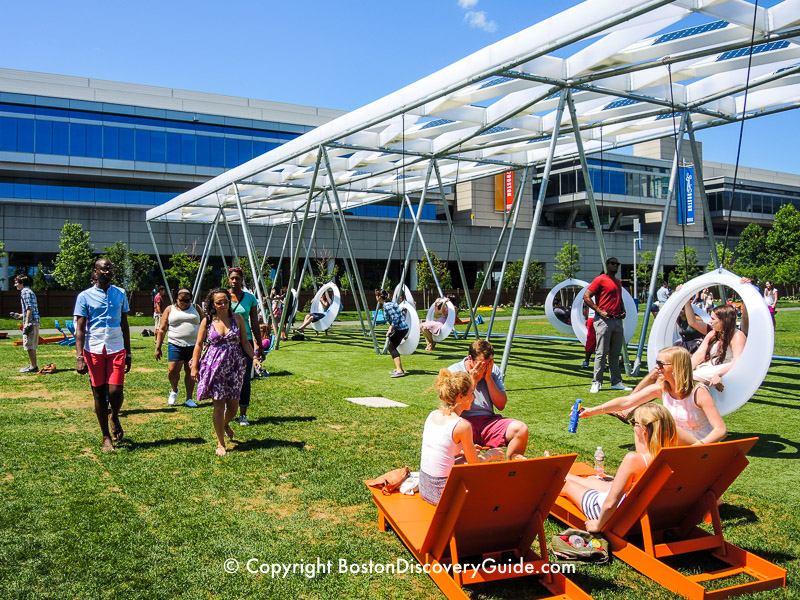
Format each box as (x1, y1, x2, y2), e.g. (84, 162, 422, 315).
(396, 301, 421, 355)
(285, 288, 299, 328)
(570, 284, 639, 345)
(545, 278, 589, 336)
(647, 268, 773, 416)
(425, 299, 457, 342)
(310, 281, 342, 332)
(393, 283, 415, 310)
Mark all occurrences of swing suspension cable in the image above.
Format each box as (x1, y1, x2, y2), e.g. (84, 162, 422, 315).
(668, 65, 690, 283)
(722, 0, 760, 268)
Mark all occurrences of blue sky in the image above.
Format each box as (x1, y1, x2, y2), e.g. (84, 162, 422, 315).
(3, 0, 797, 173)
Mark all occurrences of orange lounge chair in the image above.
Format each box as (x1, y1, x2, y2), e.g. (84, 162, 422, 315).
(13, 335, 64, 346)
(365, 455, 593, 600)
(550, 438, 786, 599)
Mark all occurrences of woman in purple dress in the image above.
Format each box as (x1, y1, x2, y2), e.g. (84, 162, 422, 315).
(191, 289, 262, 456)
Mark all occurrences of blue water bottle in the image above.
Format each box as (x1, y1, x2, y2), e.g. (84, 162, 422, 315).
(568, 398, 582, 433)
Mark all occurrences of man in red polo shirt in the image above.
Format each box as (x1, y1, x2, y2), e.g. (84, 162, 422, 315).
(583, 257, 632, 394)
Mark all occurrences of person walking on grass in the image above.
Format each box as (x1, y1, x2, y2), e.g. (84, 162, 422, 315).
(74, 258, 131, 452)
(191, 289, 262, 456)
(583, 257, 632, 394)
(12, 274, 40, 373)
(375, 289, 409, 378)
(154, 288, 203, 407)
(227, 267, 264, 426)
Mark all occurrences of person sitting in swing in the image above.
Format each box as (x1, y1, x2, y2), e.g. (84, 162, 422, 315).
(296, 288, 332, 336)
(420, 297, 451, 352)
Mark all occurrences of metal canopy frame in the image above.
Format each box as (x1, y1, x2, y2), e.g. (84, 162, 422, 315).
(145, 0, 800, 365)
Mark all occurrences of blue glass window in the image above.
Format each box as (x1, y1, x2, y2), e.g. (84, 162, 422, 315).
(209, 137, 224, 167)
(0, 117, 17, 151)
(196, 135, 210, 167)
(150, 130, 165, 163)
(224, 138, 238, 168)
(135, 129, 151, 161)
(103, 126, 119, 159)
(238, 139, 253, 163)
(95, 188, 109, 203)
(119, 128, 134, 160)
(0, 181, 12, 197)
(35, 120, 52, 153)
(46, 184, 62, 200)
(69, 123, 86, 156)
(86, 125, 102, 158)
(180, 134, 195, 164)
(17, 118, 34, 152)
(53, 122, 69, 154)
(166, 132, 180, 164)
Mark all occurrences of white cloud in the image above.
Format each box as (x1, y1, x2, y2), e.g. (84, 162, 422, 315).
(464, 10, 497, 33)
(457, 0, 479, 8)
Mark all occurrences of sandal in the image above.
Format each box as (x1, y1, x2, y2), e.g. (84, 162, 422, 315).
(607, 411, 631, 425)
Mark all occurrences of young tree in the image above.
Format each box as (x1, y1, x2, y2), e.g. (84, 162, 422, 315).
(101, 241, 156, 295)
(735, 223, 766, 268)
(32, 264, 47, 291)
(706, 242, 736, 272)
(416, 252, 452, 306)
(237, 252, 272, 292)
(766, 204, 800, 265)
(668, 246, 701, 288)
(636, 250, 655, 300)
(503, 259, 545, 305)
(54, 221, 95, 290)
(474, 270, 485, 291)
(165, 253, 211, 291)
(552, 242, 581, 285)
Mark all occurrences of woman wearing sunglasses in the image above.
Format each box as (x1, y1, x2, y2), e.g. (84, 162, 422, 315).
(154, 288, 203, 407)
(191, 289, 262, 456)
(561, 403, 678, 533)
(579, 345, 726, 446)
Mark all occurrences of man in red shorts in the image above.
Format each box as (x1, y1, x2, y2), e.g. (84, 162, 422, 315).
(583, 257, 632, 394)
(74, 258, 132, 451)
(448, 340, 528, 460)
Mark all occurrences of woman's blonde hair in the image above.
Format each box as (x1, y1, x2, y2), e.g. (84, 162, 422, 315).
(659, 345, 695, 398)
(433, 369, 473, 414)
(633, 402, 678, 458)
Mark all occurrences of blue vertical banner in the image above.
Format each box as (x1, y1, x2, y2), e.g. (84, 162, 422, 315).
(677, 167, 695, 224)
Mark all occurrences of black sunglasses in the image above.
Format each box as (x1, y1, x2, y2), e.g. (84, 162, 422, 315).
(178, 297, 191, 303)
(607, 261, 620, 266)
(655, 359, 671, 369)
(630, 419, 639, 428)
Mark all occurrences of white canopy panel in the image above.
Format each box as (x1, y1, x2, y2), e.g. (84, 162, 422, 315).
(146, 0, 800, 225)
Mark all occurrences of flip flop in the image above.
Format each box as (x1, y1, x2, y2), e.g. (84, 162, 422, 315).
(607, 411, 631, 425)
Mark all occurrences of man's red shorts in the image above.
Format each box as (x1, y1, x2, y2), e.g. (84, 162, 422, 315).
(585, 317, 597, 354)
(83, 349, 126, 387)
(466, 414, 511, 448)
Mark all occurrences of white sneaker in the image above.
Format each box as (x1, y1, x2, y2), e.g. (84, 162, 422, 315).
(610, 383, 633, 391)
(590, 382, 602, 394)
(168, 391, 178, 405)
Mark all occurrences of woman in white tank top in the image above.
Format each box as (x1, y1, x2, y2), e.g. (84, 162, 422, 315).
(154, 288, 203, 407)
(561, 403, 678, 532)
(419, 369, 504, 505)
(579, 345, 727, 446)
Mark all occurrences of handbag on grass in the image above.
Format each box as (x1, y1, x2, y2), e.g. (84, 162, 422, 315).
(366, 466, 410, 495)
(550, 529, 610, 564)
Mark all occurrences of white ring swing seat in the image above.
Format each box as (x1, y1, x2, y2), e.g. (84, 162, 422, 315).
(396, 301, 421, 355)
(310, 282, 342, 332)
(393, 283, 415, 309)
(424, 300, 457, 342)
(545, 278, 589, 336)
(570, 284, 639, 345)
(285, 288, 299, 326)
(647, 268, 773, 417)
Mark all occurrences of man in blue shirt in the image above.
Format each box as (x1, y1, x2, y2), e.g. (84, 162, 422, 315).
(448, 340, 529, 460)
(74, 258, 131, 452)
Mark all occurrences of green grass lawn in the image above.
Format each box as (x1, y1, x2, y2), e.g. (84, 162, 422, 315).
(0, 312, 798, 599)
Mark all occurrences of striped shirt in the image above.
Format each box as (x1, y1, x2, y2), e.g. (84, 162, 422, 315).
(20, 287, 40, 323)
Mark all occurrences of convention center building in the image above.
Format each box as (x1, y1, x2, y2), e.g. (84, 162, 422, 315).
(2, 68, 799, 290)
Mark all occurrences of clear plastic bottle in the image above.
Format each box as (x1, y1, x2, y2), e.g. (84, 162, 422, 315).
(594, 446, 605, 476)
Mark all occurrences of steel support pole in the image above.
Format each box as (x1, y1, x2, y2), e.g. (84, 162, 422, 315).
(233, 184, 269, 331)
(402, 195, 445, 298)
(433, 160, 478, 339)
(218, 206, 242, 270)
(215, 230, 229, 273)
(567, 89, 608, 266)
(379, 204, 406, 290)
(260, 226, 275, 273)
(273, 222, 292, 290)
(686, 116, 721, 270)
(633, 111, 689, 375)
(324, 192, 368, 337)
(322, 146, 379, 354)
(298, 199, 323, 293)
(487, 173, 526, 339)
(276, 149, 322, 347)
(500, 90, 568, 378)
(397, 162, 435, 295)
(191, 212, 219, 301)
(472, 167, 529, 335)
(146, 220, 174, 305)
